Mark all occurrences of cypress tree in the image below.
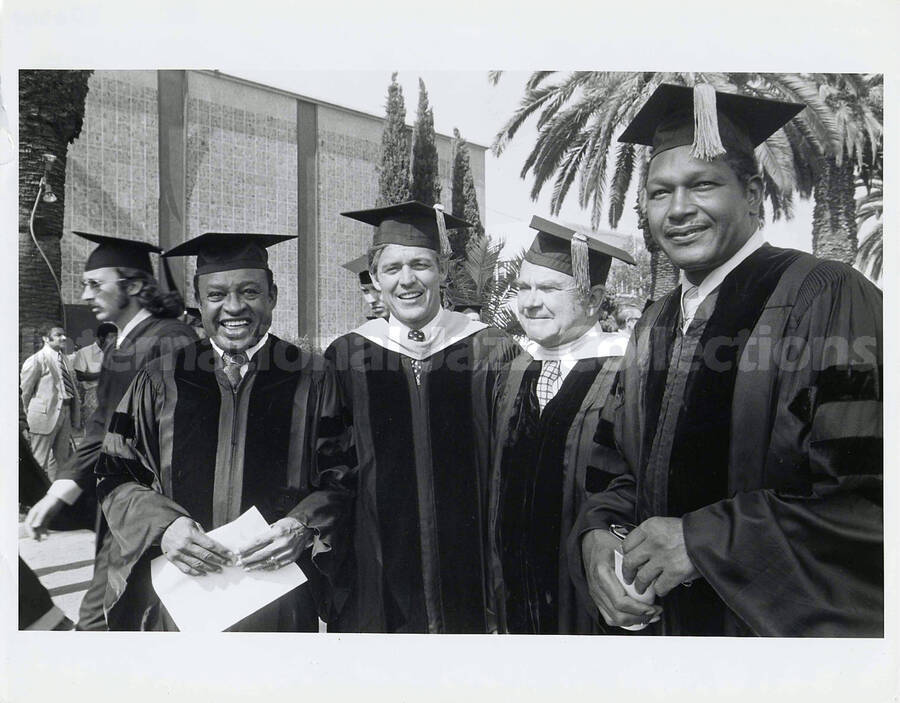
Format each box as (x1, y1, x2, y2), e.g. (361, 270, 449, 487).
(450, 127, 484, 258)
(410, 78, 441, 205)
(376, 72, 411, 206)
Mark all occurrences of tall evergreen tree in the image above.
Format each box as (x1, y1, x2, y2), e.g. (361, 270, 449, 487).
(376, 72, 411, 206)
(450, 128, 484, 258)
(410, 78, 441, 205)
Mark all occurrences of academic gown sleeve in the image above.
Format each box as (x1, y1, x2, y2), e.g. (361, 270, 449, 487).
(682, 266, 883, 636)
(292, 353, 358, 621)
(58, 321, 197, 489)
(95, 369, 191, 598)
(565, 355, 639, 619)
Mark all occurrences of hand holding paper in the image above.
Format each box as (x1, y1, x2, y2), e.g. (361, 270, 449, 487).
(581, 528, 663, 629)
(238, 516, 312, 571)
(161, 516, 235, 576)
(621, 516, 699, 597)
(151, 507, 307, 631)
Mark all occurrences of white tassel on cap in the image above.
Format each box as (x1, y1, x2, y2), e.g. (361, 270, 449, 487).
(690, 83, 726, 161)
(433, 203, 452, 257)
(571, 232, 591, 297)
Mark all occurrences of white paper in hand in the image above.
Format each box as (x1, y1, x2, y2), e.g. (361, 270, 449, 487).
(151, 506, 306, 632)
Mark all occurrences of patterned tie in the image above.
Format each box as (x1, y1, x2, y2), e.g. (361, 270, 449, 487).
(681, 284, 702, 331)
(409, 358, 423, 386)
(58, 352, 76, 399)
(408, 329, 425, 342)
(535, 359, 562, 412)
(222, 352, 248, 389)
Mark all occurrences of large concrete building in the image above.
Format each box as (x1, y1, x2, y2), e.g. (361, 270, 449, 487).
(27, 69, 486, 353)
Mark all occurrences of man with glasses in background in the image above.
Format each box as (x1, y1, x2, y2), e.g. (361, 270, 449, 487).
(23, 232, 196, 630)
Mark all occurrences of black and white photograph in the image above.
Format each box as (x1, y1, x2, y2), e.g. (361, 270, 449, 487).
(2, 1, 896, 701)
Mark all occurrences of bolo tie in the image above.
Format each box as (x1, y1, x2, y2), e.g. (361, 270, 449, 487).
(407, 329, 424, 385)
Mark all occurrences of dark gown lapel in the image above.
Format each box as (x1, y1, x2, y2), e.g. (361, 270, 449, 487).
(168, 339, 222, 529)
(668, 245, 803, 515)
(641, 293, 682, 467)
(655, 245, 803, 636)
(499, 357, 605, 634)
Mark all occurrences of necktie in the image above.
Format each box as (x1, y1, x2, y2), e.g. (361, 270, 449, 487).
(222, 352, 248, 389)
(410, 358, 423, 386)
(408, 329, 425, 342)
(536, 359, 562, 412)
(58, 352, 76, 399)
(681, 285, 702, 331)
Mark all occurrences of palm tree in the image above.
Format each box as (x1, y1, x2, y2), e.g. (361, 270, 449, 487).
(490, 72, 878, 298)
(18, 70, 92, 366)
(855, 178, 883, 282)
(446, 232, 524, 336)
(812, 74, 883, 265)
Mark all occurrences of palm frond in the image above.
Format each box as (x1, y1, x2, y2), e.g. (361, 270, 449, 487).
(856, 222, 882, 281)
(762, 73, 843, 158)
(756, 129, 796, 195)
(608, 142, 635, 228)
(525, 71, 557, 91)
(463, 233, 503, 296)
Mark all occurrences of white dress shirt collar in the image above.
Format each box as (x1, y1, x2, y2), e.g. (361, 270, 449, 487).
(209, 332, 269, 363)
(679, 229, 767, 328)
(387, 307, 447, 342)
(523, 321, 628, 386)
(353, 308, 487, 361)
(115, 308, 153, 348)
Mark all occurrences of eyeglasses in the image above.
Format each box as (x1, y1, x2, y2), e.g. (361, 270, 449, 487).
(81, 278, 125, 292)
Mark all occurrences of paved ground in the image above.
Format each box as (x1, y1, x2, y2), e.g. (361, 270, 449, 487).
(18, 520, 327, 632)
(18, 519, 95, 623)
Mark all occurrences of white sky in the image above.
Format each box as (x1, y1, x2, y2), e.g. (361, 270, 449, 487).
(229, 69, 815, 259)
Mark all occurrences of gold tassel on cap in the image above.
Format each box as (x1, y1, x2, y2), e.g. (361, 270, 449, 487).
(433, 203, 452, 257)
(570, 232, 591, 297)
(690, 83, 726, 161)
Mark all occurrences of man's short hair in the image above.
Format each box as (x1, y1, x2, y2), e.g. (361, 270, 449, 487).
(192, 268, 275, 302)
(117, 267, 185, 319)
(39, 322, 64, 338)
(722, 146, 761, 187)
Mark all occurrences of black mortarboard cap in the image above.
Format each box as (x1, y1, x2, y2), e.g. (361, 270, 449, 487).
(163, 232, 296, 275)
(341, 200, 470, 255)
(618, 83, 805, 160)
(342, 254, 373, 286)
(526, 216, 635, 295)
(74, 231, 161, 274)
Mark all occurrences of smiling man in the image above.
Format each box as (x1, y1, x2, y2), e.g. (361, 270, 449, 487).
(94, 233, 330, 631)
(488, 216, 634, 634)
(295, 201, 519, 633)
(568, 84, 883, 636)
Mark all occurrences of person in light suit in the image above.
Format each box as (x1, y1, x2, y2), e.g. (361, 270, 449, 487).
(20, 324, 81, 480)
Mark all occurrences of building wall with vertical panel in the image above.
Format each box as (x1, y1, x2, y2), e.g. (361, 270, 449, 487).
(41, 70, 486, 353)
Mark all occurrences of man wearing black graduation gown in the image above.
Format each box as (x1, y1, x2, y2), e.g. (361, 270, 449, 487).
(568, 84, 883, 636)
(95, 233, 325, 631)
(489, 216, 633, 634)
(296, 201, 519, 633)
(23, 233, 197, 630)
